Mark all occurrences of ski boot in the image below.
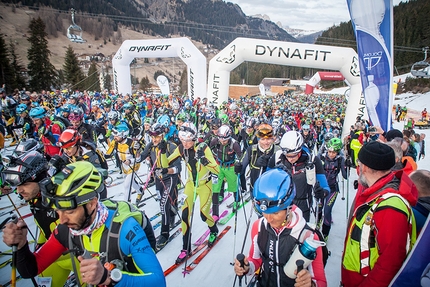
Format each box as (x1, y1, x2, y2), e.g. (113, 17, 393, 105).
(157, 234, 169, 249)
(175, 249, 189, 264)
(208, 225, 219, 248)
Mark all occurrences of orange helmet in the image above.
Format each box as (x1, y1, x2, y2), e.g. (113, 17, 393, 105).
(256, 124, 273, 138)
(58, 129, 81, 148)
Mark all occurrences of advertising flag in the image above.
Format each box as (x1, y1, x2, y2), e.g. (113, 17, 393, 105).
(346, 0, 393, 132)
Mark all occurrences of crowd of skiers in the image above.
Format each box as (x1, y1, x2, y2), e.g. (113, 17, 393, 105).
(1, 86, 429, 287)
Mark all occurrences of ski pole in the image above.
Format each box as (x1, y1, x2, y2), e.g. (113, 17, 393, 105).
(183, 157, 201, 277)
(346, 166, 350, 220)
(341, 177, 345, 200)
(127, 159, 137, 203)
(135, 150, 161, 205)
(231, 176, 241, 265)
(7, 194, 37, 242)
(233, 200, 254, 287)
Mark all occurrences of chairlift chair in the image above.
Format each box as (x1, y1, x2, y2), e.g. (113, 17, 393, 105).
(410, 47, 430, 78)
(67, 8, 86, 44)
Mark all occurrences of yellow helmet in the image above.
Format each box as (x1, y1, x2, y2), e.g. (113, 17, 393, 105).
(41, 161, 103, 210)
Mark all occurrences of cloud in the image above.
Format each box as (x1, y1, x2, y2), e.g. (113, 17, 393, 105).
(228, 0, 407, 31)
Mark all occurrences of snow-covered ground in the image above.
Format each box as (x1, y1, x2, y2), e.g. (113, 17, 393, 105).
(0, 90, 429, 287)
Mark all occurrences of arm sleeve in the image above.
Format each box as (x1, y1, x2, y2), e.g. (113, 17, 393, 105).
(203, 145, 220, 175)
(247, 219, 263, 276)
(308, 233, 327, 287)
(315, 157, 330, 191)
(116, 217, 166, 287)
(16, 231, 68, 278)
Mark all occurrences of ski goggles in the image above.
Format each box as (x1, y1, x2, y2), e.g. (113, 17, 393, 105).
(68, 112, 83, 121)
(282, 150, 301, 158)
(3, 171, 24, 186)
(256, 124, 273, 138)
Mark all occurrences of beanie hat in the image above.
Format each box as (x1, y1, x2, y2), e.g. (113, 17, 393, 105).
(385, 129, 403, 142)
(358, 141, 395, 171)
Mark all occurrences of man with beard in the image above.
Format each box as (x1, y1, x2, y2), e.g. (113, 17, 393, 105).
(3, 161, 165, 287)
(341, 141, 417, 287)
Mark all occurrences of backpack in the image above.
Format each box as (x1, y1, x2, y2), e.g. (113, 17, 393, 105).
(257, 222, 330, 268)
(68, 199, 156, 273)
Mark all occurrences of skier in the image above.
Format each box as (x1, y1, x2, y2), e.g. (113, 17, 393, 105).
(233, 168, 327, 287)
(160, 122, 220, 263)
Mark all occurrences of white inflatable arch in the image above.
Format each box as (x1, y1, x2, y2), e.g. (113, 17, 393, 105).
(112, 37, 206, 100)
(207, 37, 364, 137)
(305, 71, 346, 94)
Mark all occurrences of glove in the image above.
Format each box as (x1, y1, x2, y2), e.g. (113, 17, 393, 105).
(212, 174, 219, 185)
(255, 154, 270, 167)
(314, 185, 328, 200)
(155, 168, 168, 177)
(234, 162, 242, 174)
(23, 122, 30, 132)
(158, 140, 167, 154)
(196, 147, 205, 159)
(345, 158, 354, 168)
(199, 157, 210, 166)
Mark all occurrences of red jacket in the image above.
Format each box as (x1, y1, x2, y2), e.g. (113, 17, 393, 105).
(341, 170, 418, 287)
(35, 118, 61, 157)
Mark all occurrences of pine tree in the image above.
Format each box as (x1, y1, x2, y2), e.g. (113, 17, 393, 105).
(85, 61, 100, 91)
(9, 40, 27, 90)
(63, 45, 85, 90)
(0, 34, 13, 92)
(27, 17, 57, 92)
(139, 76, 151, 92)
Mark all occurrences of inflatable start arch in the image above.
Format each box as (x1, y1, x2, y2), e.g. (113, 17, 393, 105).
(207, 37, 364, 137)
(112, 37, 206, 100)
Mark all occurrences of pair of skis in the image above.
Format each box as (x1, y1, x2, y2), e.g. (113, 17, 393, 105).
(163, 225, 232, 276)
(219, 194, 252, 225)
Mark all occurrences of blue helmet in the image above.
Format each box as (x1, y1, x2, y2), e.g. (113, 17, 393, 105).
(16, 103, 29, 114)
(112, 123, 129, 138)
(29, 107, 46, 119)
(157, 114, 171, 128)
(253, 168, 296, 214)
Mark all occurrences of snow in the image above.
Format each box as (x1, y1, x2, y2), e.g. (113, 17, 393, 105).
(1, 89, 429, 287)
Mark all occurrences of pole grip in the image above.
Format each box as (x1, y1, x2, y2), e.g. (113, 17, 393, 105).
(237, 253, 246, 282)
(296, 259, 304, 274)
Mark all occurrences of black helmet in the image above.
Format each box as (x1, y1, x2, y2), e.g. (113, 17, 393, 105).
(2, 151, 48, 186)
(14, 138, 43, 157)
(148, 123, 165, 136)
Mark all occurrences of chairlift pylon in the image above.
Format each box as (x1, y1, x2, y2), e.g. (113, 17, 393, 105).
(410, 46, 430, 78)
(67, 8, 86, 44)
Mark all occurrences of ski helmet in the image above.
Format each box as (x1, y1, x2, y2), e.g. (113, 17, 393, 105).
(29, 107, 46, 119)
(41, 161, 103, 210)
(218, 125, 232, 140)
(327, 137, 342, 152)
(157, 115, 171, 128)
(211, 118, 222, 129)
(16, 103, 29, 114)
(58, 129, 82, 149)
(324, 132, 334, 143)
(14, 138, 43, 157)
(280, 131, 304, 154)
(108, 111, 120, 121)
(178, 122, 197, 141)
(253, 168, 296, 214)
(68, 107, 84, 121)
(2, 151, 48, 186)
(112, 123, 130, 138)
(149, 123, 165, 137)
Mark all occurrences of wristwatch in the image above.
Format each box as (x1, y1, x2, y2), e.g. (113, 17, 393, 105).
(109, 268, 122, 286)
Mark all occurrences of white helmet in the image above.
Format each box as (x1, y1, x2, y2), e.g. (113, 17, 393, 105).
(217, 125, 232, 140)
(179, 122, 197, 141)
(280, 131, 304, 154)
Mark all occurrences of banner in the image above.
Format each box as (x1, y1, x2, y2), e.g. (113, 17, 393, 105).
(346, 0, 393, 132)
(390, 216, 430, 287)
(259, 83, 266, 97)
(156, 75, 170, 95)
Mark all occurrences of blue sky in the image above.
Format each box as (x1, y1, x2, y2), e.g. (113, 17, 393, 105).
(227, 0, 406, 31)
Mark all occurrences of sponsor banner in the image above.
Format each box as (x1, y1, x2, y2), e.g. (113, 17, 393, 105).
(156, 75, 170, 95)
(347, 0, 393, 132)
